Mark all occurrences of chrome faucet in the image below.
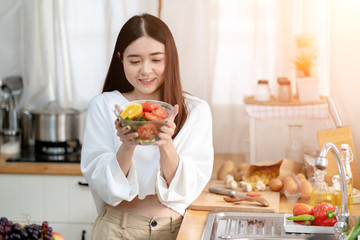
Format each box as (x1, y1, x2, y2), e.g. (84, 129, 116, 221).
(315, 142, 350, 239)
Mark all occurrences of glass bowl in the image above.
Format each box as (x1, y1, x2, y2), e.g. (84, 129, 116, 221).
(115, 100, 174, 145)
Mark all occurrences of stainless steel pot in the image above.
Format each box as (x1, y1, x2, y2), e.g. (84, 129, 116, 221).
(21, 102, 81, 146)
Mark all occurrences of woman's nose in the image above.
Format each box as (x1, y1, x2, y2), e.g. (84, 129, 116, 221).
(141, 61, 152, 75)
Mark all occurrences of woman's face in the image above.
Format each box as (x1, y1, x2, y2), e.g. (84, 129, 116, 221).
(122, 36, 165, 99)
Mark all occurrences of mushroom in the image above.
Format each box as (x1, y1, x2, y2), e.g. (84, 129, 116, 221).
(241, 182, 252, 192)
(254, 180, 266, 191)
(224, 174, 234, 184)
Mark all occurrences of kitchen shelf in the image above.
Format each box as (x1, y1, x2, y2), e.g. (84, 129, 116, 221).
(244, 96, 329, 120)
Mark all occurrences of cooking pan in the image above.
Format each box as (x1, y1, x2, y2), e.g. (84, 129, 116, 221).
(21, 102, 81, 145)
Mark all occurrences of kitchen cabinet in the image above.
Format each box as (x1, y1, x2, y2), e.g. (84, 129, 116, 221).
(0, 174, 98, 240)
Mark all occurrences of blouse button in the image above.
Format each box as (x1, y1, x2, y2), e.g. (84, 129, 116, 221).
(151, 220, 157, 227)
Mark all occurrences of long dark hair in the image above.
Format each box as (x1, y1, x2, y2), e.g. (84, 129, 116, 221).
(102, 13, 187, 138)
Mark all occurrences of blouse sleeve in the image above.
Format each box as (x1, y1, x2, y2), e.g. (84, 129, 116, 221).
(80, 95, 139, 207)
(156, 99, 214, 214)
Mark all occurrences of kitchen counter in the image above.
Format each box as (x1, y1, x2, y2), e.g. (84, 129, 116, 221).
(177, 195, 360, 240)
(0, 153, 82, 175)
(0, 152, 243, 177)
(3, 152, 359, 239)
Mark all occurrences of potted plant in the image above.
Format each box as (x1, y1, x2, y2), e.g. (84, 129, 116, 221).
(293, 51, 319, 102)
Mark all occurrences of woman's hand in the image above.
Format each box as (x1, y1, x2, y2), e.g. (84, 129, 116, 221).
(114, 104, 138, 176)
(157, 104, 180, 185)
(156, 104, 179, 147)
(114, 104, 140, 147)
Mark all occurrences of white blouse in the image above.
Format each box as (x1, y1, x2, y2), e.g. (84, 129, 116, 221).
(81, 91, 214, 215)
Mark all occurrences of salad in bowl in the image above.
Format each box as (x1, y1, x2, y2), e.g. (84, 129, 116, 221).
(115, 100, 174, 145)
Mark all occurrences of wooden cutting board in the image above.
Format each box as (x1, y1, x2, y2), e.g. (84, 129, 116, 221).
(317, 126, 360, 189)
(189, 180, 280, 213)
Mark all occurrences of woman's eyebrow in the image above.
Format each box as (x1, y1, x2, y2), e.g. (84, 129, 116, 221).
(126, 52, 164, 58)
(150, 52, 164, 56)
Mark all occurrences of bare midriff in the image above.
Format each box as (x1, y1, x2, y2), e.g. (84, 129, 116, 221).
(115, 194, 181, 218)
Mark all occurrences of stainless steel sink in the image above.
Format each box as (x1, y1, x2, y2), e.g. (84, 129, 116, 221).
(201, 212, 332, 240)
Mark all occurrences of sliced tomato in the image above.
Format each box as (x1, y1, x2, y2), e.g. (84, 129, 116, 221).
(142, 101, 159, 112)
(136, 123, 158, 140)
(144, 112, 160, 121)
(246, 193, 262, 197)
(152, 107, 168, 119)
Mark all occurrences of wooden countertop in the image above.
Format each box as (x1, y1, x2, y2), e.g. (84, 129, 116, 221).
(0, 149, 243, 177)
(0, 153, 243, 176)
(0, 153, 82, 175)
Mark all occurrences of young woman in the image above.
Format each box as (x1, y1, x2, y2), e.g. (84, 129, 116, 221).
(81, 13, 214, 240)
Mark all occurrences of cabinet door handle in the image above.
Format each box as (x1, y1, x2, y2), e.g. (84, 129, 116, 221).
(78, 181, 89, 186)
(82, 230, 86, 240)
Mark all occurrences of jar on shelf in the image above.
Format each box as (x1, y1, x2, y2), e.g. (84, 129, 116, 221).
(277, 77, 292, 102)
(254, 80, 271, 102)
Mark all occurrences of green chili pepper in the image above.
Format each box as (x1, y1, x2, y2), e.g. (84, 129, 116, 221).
(287, 214, 315, 221)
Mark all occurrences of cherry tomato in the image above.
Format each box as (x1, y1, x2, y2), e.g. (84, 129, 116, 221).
(152, 107, 168, 119)
(144, 112, 160, 121)
(246, 193, 262, 197)
(293, 203, 313, 216)
(136, 123, 158, 140)
(142, 101, 159, 112)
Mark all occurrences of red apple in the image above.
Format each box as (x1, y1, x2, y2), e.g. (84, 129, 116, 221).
(53, 232, 65, 240)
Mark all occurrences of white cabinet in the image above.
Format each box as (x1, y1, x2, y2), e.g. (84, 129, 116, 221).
(248, 118, 333, 163)
(0, 174, 98, 240)
(244, 96, 332, 163)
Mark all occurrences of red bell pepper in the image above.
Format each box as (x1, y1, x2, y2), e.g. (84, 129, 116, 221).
(313, 202, 338, 226)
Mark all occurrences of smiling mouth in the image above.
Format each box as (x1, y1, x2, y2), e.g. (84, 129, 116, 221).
(139, 78, 156, 84)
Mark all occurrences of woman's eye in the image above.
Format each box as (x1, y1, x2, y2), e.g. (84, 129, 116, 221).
(152, 59, 162, 63)
(130, 61, 140, 64)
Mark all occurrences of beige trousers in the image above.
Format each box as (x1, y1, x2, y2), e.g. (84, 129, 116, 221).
(92, 206, 183, 240)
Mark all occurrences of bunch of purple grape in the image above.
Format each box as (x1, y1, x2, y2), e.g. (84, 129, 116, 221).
(0, 217, 53, 240)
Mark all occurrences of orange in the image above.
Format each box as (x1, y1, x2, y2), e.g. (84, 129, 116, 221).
(120, 103, 143, 119)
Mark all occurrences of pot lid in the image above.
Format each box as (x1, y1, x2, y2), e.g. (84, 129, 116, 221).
(31, 101, 80, 115)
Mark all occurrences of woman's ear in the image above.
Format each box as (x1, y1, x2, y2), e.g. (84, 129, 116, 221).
(117, 52, 121, 59)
